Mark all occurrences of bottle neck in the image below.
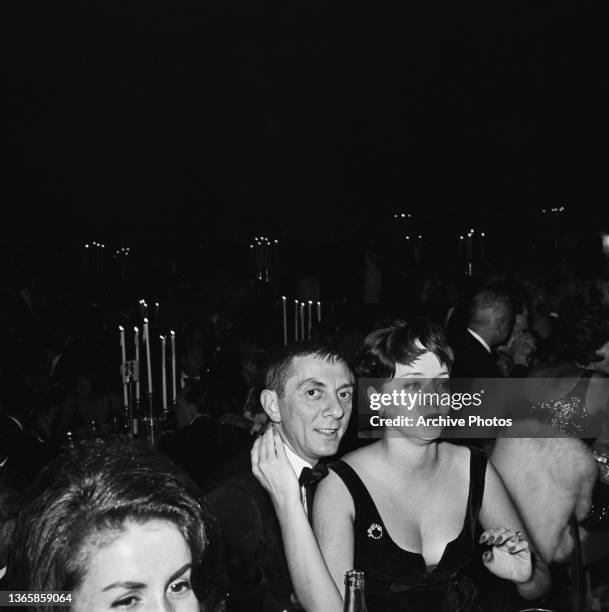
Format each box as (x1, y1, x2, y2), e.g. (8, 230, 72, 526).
(344, 573, 367, 612)
(343, 586, 367, 612)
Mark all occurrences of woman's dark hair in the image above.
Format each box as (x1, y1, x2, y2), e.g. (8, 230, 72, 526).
(568, 307, 609, 365)
(6, 438, 219, 603)
(353, 318, 452, 379)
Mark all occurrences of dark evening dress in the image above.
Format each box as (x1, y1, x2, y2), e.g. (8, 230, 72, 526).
(329, 448, 497, 612)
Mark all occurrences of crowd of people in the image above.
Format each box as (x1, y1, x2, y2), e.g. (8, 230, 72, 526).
(1, 241, 609, 611)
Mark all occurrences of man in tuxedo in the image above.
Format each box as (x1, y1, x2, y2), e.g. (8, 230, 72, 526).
(203, 342, 354, 612)
(451, 286, 513, 379)
(179, 338, 207, 389)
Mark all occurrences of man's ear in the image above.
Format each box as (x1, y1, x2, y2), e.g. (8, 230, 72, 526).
(260, 389, 281, 423)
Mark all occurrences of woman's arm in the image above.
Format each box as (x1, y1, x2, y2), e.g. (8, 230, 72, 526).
(479, 460, 551, 600)
(312, 469, 356, 595)
(251, 427, 346, 612)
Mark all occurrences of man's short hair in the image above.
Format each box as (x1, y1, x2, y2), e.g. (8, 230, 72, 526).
(468, 287, 512, 329)
(264, 341, 349, 397)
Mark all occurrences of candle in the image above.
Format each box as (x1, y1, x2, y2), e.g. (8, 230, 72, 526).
(480, 232, 485, 262)
(317, 301, 322, 322)
(307, 301, 313, 339)
(459, 236, 464, 259)
(119, 325, 128, 408)
(467, 230, 473, 262)
(281, 296, 287, 346)
(170, 330, 177, 402)
(300, 302, 305, 340)
(294, 299, 299, 341)
(134, 326, 141, 401)
(155, 302, 160, 323)
(143, 318, 153, 394)
(160, 335, 167, 411)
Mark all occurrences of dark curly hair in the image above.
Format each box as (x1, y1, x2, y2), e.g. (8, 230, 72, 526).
(353, 318, 452, 379)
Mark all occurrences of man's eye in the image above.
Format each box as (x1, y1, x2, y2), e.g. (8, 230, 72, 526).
(169, 579, 192, 596)
(111, 596, 139, 608)
(305, 388, 321, 399)
(339, 390, 352, 401)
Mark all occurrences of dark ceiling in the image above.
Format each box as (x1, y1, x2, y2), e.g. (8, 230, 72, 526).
(5, 1, 607, 242)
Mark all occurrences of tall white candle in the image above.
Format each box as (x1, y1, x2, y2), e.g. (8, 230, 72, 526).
(143, 318, 153, 394)
(300, 302, 305, 340)
(294, 300, 299, 341)
(170, 330, 177, 402)
(119, 325, 128, 408)
(316, 301, 322, 322)
(160, 335, 167, 410)
(281, 296, 287, 346)
(307, 301, 313, 339)
(134, 326, 141, 401)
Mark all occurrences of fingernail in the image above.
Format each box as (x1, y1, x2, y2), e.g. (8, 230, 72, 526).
(488, 536, 495, 544)
(483, 551, 492, 562)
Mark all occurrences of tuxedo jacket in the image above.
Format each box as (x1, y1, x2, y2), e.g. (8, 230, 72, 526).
(203, 449, 302, 612)
(451, 331, 504, 379)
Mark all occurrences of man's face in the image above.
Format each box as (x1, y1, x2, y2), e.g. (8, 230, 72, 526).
(276, 355, 354, 465)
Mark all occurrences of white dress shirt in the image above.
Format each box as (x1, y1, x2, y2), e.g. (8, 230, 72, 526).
(282, 442, 313, 516)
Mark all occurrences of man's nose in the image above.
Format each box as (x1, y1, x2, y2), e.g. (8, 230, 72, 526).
(324, 394, 345, 418)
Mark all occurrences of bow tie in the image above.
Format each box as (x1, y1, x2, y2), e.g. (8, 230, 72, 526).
(183, 376, 201, 386)
(298, 463, 329, 487)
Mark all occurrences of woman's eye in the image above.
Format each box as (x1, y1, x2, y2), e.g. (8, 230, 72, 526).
(111, 596, 139, 608)
(305, 388, 321, 399)
(403, 382, 421, 391)
(169, 579, 192, 596)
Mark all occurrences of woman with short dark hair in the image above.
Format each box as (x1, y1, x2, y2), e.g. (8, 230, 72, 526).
(5, 439, 223, 611)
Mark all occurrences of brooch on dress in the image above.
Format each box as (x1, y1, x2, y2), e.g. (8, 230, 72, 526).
(367, 523, 383, 540)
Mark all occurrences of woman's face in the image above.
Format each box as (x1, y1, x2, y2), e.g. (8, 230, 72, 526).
(72, 519, 199, 612)
(379, 346, 450, 441)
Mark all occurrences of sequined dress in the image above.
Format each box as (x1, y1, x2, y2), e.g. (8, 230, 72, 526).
(528, 369, 597, 438)
(529, 369, 609, 527)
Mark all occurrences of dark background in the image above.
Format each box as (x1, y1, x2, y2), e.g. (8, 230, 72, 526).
(4, 1, 608, 249)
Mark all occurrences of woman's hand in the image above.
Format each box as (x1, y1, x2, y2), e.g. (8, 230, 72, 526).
(251, 425, 302, 510)
(480, 527, 532, 584)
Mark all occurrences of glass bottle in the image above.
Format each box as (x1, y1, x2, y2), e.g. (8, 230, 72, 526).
(343, 570, 368, 612)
